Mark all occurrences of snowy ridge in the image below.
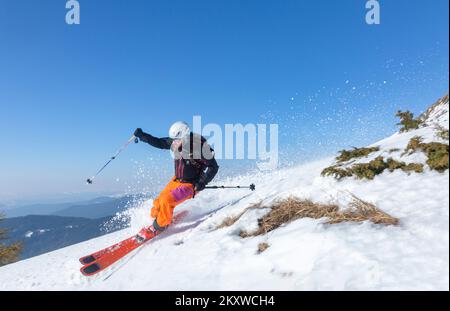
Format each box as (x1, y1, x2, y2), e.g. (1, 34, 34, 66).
(326, 94, 449, 169)
(0, 98, 448, 290)
(420, 94, 449, 126)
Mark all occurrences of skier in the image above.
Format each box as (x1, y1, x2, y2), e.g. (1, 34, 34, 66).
(133, 121, 219, 236)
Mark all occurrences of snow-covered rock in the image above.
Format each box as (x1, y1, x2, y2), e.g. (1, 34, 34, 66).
(0, 96, 448, 291)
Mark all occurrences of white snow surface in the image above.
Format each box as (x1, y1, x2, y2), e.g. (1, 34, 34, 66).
(0, 99, 448, 290)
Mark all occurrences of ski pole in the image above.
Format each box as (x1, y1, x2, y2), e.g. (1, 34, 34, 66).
(205, 184, 256, 191)
(86, 135, 139, 184)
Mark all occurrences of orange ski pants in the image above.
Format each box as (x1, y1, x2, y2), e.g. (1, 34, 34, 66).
(151, 177, 194, 228)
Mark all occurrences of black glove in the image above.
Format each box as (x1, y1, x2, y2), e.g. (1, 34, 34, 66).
(194, 181, 206, 192)
(134, 128, 144, 139)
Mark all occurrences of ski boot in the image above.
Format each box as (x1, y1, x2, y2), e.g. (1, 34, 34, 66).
(136, 225, 158, 243)
(135, 219, 166, 243)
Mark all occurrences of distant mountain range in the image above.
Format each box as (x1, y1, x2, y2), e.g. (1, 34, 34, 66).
(0, 194, 153, 260)
(1, 215, 128, 260)
(52, 196, 136, 219)
(3, 196, 132, 218)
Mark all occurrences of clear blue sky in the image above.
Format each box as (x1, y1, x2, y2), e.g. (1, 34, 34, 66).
(0, 0, 448, 204)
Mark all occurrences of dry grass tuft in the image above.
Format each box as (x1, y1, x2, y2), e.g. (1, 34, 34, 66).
(225, 195, 400, 238)
(216, 213, 246, 229)
(216, 203, 264, 229)
(328, 194, 399, 226)
(257, 243, 270, 254)
(240, 198, 339, 237)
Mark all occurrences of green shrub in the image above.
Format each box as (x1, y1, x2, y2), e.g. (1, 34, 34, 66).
(404, 136, 424, 154)
(386, 158, 424, 173)
(321, 165, 353, 180)
(0, 214, 22, 267)
(336, 146, 380, 163)
(423, 142, 449, 172)
(404, 137, 449, 172)
(403, 163, 424, 173)
(436, 125, 449, 141)
(322, 156, 425, 180)
(386, 158, 405, 171)
(350, 156, 386, 180)
(396, 110, 423, 133)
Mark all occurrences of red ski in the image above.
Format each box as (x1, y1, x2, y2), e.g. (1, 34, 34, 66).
(79, 236, 138, 266)
(80, 210, 188, 276)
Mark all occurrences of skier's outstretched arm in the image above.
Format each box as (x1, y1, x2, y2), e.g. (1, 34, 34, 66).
(134, 128, 173, 150)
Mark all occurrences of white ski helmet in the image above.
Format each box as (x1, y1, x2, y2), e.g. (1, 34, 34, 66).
(169, 121, 190, 139)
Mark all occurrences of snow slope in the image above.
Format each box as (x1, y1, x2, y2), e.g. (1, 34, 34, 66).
(0, 98, 448, 291)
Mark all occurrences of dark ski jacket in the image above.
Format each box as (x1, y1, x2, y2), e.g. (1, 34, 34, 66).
(139, 131, 219, 186)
